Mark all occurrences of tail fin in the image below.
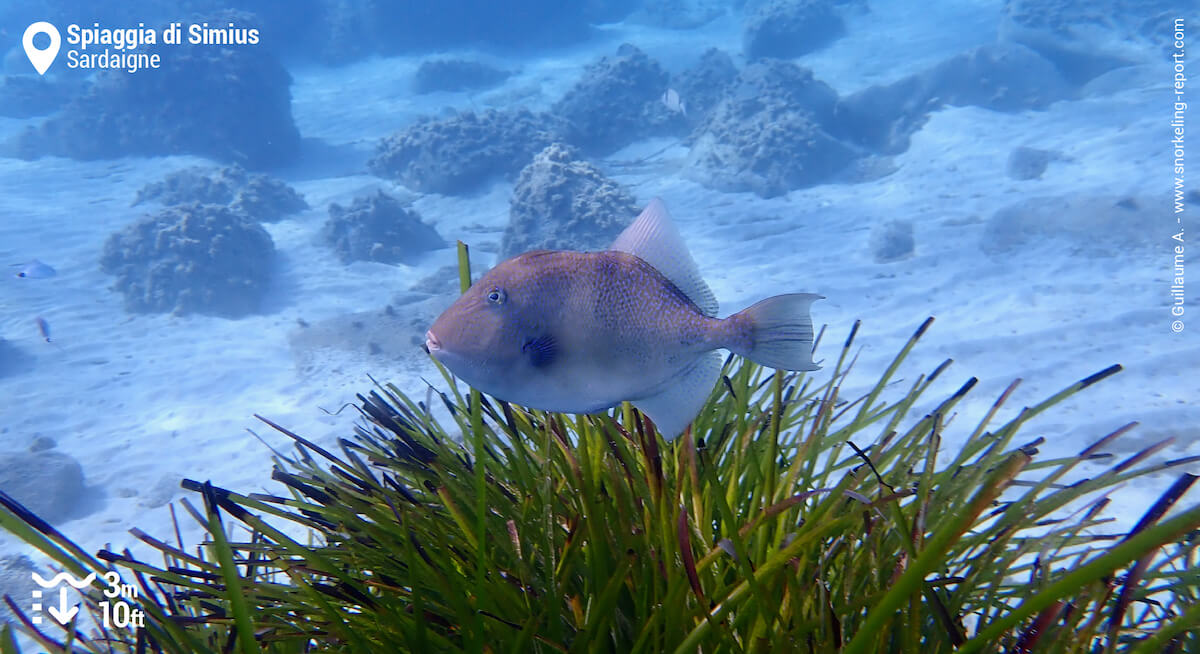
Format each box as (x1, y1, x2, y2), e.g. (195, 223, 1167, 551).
(730, 293, 822, 371)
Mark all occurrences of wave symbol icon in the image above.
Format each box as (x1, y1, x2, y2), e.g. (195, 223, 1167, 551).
(31, 572, 96, 589)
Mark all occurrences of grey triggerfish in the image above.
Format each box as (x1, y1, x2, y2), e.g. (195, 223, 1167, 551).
(425, 199, 821, 440)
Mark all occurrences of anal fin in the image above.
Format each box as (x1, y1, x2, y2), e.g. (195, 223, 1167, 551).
(632, 352, 722, 442)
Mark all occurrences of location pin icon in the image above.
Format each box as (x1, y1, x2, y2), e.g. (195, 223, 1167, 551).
(23, 22, 61, 76)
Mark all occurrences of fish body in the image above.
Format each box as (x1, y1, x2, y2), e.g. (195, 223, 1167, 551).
(433, 249, 726, 413)
(426, 199, 820, 440)
(35, 317, 51, 342)
(13, 259, 56, 279)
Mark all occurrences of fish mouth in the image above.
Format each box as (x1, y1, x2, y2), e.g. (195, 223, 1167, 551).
(424, 330, 441, 354)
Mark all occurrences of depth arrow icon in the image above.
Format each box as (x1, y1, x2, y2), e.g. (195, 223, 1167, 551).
(47, 587, 78, 624)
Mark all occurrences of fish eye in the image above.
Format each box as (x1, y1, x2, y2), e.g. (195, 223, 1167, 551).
(486, 288, 506, 304)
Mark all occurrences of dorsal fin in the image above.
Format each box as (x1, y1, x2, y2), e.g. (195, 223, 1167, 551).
(610, 198, 718, 317)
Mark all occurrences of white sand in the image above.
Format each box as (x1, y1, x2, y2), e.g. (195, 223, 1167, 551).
(1, 0, 1196, 641)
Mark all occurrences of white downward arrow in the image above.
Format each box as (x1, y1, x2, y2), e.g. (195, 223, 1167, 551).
(47, 587, 78, 624)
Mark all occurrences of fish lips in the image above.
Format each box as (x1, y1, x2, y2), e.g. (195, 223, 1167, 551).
(424, 329, 496, 390)
(424, 330, 461, 368)
(424, 330, 441, 354)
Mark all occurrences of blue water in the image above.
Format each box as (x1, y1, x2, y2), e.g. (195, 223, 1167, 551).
(0, 0, 1196, 641)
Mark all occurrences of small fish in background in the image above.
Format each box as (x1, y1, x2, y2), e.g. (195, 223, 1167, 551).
(12, 259, 56, 279)
(661, 88, 687, 117)
(425, 198, 822, 440)
(35, 317, 51, 342)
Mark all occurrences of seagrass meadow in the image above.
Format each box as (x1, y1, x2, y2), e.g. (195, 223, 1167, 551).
(1, 314, 1198, 653)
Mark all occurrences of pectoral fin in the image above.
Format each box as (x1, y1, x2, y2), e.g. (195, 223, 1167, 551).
(522, 334, 558, 368)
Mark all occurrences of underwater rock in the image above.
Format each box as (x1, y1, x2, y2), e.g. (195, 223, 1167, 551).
(230, 175, 309, 223)
(369, 108, 566, 195)
(413, 59, 512, 94)
(982, 193, 1157, 256)
(324, 191, 446, 265)
(135, 166, 308, 222)
(135, 166, 247, 207)
(733, 58, 840, 123)
(671, 49, 739, 126)
(0, 451, 86, 524)
(100, 203, 276, 317)
(686, 60, 854, 198)
(502, 143, 639, 259)
(16, 34, 299, 169)
(870, 219, 915, 263)
(1006, 146, 1066, 180)
(835, 43, 1071, 155)
(923, 43, 1073, 111)
(743, 0, 846, 60)
(687, 108, 855, 197)
(0, 74, 78, 118)
(1000, 0, 1169, 85)
(552, 44, 675, 155)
